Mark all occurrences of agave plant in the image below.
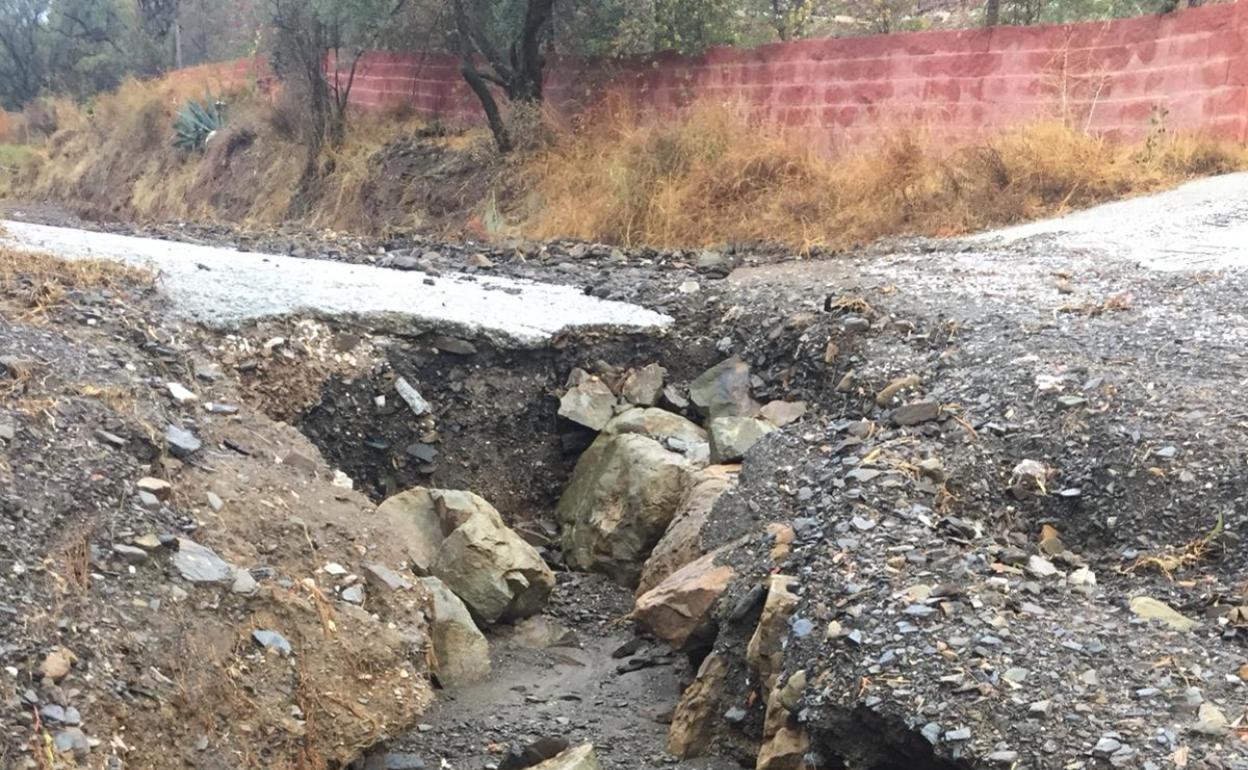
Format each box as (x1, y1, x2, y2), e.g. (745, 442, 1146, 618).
(172, 94, 226, 152)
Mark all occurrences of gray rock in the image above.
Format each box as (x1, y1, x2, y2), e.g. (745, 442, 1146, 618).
(206, 491, 224, 511)
(430, 334, 477, 355)
(94, 428, 127, 447)
(0, 420, 14, 442)
(252, 629, 292, 656)
(661, 385, 689, 410)
(558, 378, 616, 431)
(53, 727, 89, 756)
(165, 424, 202, 458)
(112, 544, 149, 564)
(689, 358, 759, 418)
(708, 416, 776, 463)
(231, 568, 258, 595)
(558, 433, 692, 585)
(695, 249, 730, 276)
(394, 377, 430, 416)
(173, 538, 234, 583)
(341, 585, 365, 604)
(167, 382, 198, 404)
(418, 576, 490, 687)
(891, 401, 941, 426)
(1093, 737, 1123, 757)
(380, 487, 554, 623)
(386, 753, 427, 770)
(366, 563, 414, 593)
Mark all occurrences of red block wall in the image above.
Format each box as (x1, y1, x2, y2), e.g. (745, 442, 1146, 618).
(344, 2, 1248, 145)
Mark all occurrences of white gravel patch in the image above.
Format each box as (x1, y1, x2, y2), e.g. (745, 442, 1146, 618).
(974, 172, 1248, 272)
(1, 220, 671, 347)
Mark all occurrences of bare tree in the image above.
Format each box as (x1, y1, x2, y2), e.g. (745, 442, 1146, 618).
(451, 0, 556, 153)
(268, 0, 407, 187)
(0, 0, 48, 108)
(137, 0, 181, 35)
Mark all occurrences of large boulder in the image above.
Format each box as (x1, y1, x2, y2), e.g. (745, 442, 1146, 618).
(708, 416, 776, 464)
(632, 550, 734, 650)
(378, 487, 498, 573)
(434, 509, 555, 624)
(417, 577, 491, 687)
(637, 465, 737, 595)
(558, 378, 617, 431)
(557, 433, 692, 586)
(690, 357, 759, 418)
(620, 364, 666, 407)
(380, 487, 555, 624)
(603, 408, 708, 448)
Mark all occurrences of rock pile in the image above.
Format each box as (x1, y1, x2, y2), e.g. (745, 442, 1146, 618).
(379, 486, 557, 688)
(555, 360, 805, 588)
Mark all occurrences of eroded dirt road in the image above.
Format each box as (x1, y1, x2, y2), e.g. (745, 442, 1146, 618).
(3, 175, 1248, 770)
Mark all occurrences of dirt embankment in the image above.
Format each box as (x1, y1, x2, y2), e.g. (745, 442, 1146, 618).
(0, 249, 435, 770)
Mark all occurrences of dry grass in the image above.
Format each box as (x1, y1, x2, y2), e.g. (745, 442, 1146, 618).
(5, 71, 453, 231)
(522, 100, 1248, 251)
(8, 73, 1247, 252)
(0, 247, 154, 316)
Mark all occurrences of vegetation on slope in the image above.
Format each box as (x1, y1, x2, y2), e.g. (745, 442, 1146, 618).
(523, 100, 1247, 250)
(1, 72, 1244, 251)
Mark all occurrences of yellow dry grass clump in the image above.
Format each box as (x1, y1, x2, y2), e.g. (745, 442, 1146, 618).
(0, 246, 153, 316)
(18, 74, 306, 224)
(522, 100, 1248, 250)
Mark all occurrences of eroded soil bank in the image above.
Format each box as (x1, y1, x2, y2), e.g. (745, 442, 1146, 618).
(3, 188, 1248, 770)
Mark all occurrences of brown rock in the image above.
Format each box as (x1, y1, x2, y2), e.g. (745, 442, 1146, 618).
(633, 551, 734, 649)
(759, 400, 807, 427)
(39, 647, 76, 682)
(690, 357, 759, 418)
(603, 408, 708, 447)
(766, 523, 794, 564)
(136, 477, 172, 500)
(747, 575, 799, 690)
(528, 743, 601, 770)
(637, 466, 737, 595)
(667, 652, 727, 759)
(756, 725, 809, 770)
(558, 378, 617, 431)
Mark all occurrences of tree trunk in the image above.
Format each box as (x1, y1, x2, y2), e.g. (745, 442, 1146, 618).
(985, 0, 1000, 26)
(509, 0, 554, 102)
(462, 58, 511, 152)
